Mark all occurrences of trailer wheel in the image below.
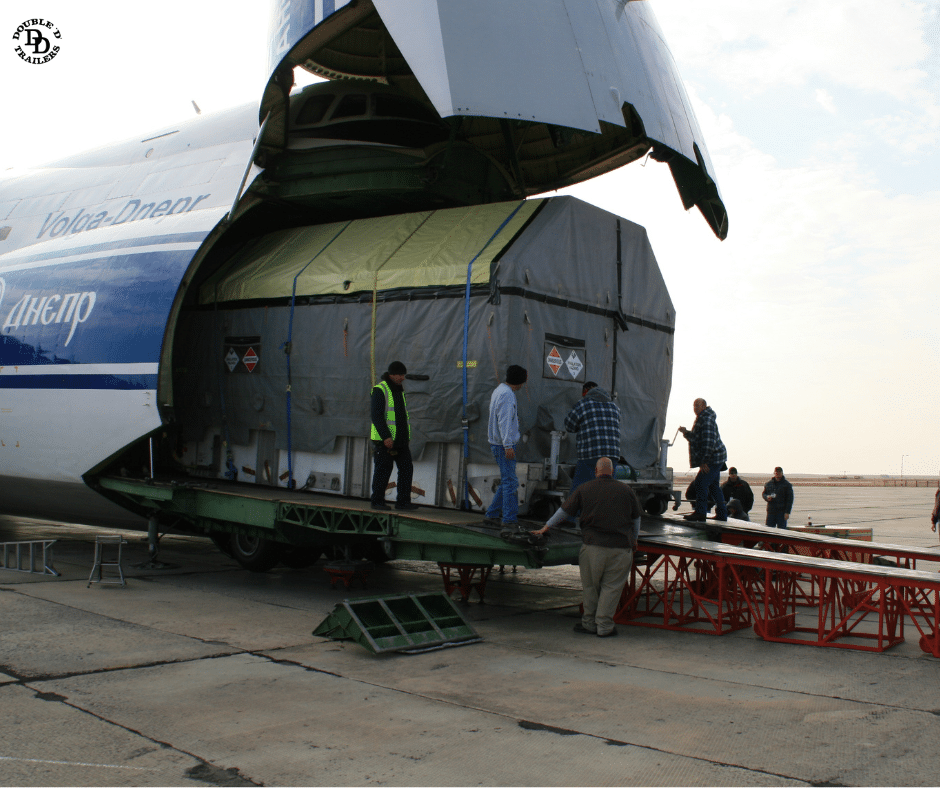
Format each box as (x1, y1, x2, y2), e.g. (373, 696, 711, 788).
(280, 546, 323, 569)
(229, 534, 284, 572)
(644, 496, 669, 516)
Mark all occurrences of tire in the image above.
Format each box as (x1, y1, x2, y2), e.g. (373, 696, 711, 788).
(643, 496, 669, 516)
(229, 534, 284, 572)
(279, 546, 323, 569)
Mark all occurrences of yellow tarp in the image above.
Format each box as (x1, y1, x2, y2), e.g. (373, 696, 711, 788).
(200, 199, 541, 304)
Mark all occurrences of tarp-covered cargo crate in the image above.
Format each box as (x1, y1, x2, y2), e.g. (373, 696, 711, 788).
(172, 196, 675, 512)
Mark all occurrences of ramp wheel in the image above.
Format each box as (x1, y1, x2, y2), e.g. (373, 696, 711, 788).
(230, 534, 284, 572)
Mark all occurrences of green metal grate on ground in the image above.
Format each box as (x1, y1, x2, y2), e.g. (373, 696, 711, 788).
(313, 592, 481, 653)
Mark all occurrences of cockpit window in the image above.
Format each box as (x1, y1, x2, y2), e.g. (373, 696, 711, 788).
(296, 94, 335, 126)
(330, 93, 368, 120)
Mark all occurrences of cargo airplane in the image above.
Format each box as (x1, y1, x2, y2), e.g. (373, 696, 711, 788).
(0, 0, 726, 568)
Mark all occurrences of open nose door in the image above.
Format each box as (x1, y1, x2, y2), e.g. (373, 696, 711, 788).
(259, 0, 727, 239)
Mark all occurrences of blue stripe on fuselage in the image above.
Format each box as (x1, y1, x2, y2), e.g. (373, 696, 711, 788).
(0, 374, 157, 390)
(10, 232, 209, 266)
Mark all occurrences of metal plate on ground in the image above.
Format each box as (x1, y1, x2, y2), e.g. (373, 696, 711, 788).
(313, 592, 481, 654)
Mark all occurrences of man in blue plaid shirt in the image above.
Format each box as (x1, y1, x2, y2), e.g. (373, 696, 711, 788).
(564, 382, 621, 494)
(679, 398, 728, 522)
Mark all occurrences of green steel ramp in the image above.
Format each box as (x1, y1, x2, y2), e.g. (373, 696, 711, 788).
(313, 593, 481, 654)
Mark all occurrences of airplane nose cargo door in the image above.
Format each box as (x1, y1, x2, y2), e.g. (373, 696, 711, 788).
(259, 0, 727, 238)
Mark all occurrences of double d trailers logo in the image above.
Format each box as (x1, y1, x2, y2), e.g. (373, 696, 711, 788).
(12, 19, 61, 64)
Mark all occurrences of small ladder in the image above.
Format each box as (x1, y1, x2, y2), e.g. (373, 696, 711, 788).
(0, 540, 60, 576)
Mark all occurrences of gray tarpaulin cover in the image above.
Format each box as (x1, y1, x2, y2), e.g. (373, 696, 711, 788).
(175, 196, 674, 468)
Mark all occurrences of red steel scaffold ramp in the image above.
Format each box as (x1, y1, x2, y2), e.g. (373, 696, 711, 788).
(619, 518, 940, 658)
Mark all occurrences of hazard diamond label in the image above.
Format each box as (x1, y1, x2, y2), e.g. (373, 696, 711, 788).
(565, 350, 583, 379)
(546, 346, 563, 376)
(242, 347, 259, 372)
(224, 348, 239, 372)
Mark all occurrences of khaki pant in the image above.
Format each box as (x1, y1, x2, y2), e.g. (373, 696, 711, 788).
(579, 543, 633, 635)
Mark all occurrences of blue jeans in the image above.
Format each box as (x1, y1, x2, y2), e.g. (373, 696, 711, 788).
(766, 510, 788, 529)
(486, 445, 519, 523)
(570, 458, 618, 495)
(694, 465, 727, 519)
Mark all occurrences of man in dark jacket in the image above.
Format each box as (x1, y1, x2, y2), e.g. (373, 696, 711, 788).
(721, 467, 754, 513)
(679, 398, 728, 522)
(532, 457, 641, 638)
(762, 466, 794, 528)
(564, 381, 621, 494)
(370, 361, 419, 511)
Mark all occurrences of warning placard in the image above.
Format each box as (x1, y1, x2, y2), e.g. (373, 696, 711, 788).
(542, 334, 586, 383)
(565, 350, 584, 379)
(224, 336, 261, 374)
(546, 346, 563, 376)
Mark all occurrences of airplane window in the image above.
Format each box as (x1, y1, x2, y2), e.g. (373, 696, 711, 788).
(296, 94, 335, 126)
(373, 94, 440, 124)
(330, 94, 368, 120)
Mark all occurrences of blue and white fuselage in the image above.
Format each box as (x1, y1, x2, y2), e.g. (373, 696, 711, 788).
(0, 106, 258, 524)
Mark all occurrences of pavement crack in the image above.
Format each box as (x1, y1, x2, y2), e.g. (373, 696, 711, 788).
(18, 680, 263, 787)
(494, 639, 940, 715)
(4, 651, 245, 684)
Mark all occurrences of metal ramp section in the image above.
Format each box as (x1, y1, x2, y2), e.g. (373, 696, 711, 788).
(1, 540, 60, 576)
(620, 533, 940, 657)
(96, 476, 582, 569)
(708, 518, 940, 569)
(313, 593, 481, 653)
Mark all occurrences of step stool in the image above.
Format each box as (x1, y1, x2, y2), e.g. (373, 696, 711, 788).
(88, 535, 128, 587)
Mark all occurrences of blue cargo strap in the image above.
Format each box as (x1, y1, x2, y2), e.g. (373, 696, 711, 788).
(461, 201, 526, 509)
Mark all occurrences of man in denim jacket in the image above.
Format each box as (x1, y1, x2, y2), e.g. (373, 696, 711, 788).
(485, 365, 527, 525)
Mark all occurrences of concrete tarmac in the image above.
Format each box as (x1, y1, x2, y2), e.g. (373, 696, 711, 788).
(2, 486, 940, 787)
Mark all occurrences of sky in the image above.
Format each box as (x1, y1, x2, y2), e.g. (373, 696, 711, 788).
(1, 0, 938, 476)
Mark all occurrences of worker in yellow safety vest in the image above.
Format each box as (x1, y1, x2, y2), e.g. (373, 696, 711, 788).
(370, 361, 418, 511)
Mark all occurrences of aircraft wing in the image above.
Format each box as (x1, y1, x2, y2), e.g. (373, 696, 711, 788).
(263, 0, 727, 239)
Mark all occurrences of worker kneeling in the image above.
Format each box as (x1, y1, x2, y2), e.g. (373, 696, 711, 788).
(532, 457, 641, 637)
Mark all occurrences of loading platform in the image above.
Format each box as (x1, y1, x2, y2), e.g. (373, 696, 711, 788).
(96, 476, 582, 569)
(625, 517, 940, 658)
